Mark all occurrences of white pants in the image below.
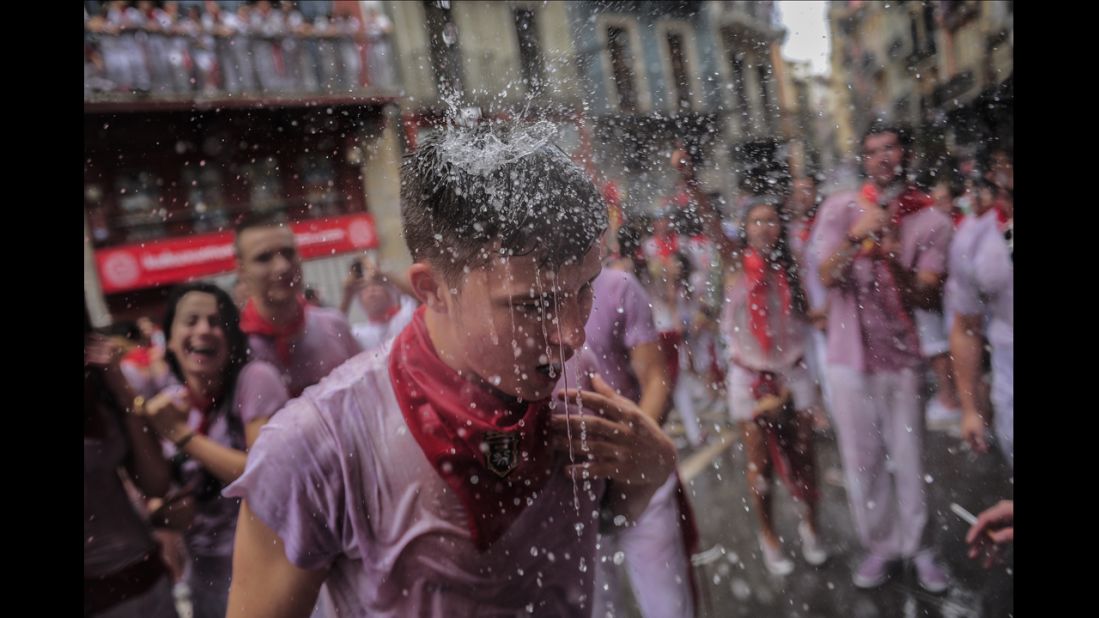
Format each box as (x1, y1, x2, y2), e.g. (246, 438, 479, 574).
(828, 366, 931, 558)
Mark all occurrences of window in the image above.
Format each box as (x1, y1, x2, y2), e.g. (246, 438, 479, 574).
(182, 165, 229, 235)
(757, 63, 774, 132)
(666, 31, 692, 111)
(606, 26, 639, 113)
(242, 157, 285, 214)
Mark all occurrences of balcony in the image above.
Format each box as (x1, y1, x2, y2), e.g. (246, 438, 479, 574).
(84, 4, 400, 112)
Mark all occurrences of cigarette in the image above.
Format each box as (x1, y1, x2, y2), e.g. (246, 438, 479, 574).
(950, 502, 979, 526)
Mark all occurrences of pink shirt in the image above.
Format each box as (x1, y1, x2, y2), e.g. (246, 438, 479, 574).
(809, 190, 953, 373)
(227, 344, 607, 617)
(248, 306, 362, 396)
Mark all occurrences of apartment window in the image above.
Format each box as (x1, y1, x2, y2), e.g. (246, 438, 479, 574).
(666, 31, 692, 111)
(606, 26, 639, 113)
(757, 63, 775, 132)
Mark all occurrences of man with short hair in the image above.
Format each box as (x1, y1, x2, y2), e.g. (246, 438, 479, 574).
(234, 213, 361, 397)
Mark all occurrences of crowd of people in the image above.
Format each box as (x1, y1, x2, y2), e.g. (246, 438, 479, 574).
(85, 120, 1013, 617)
(84, 0, 396, 98)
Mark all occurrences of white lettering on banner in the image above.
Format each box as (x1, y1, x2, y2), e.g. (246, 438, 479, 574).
(141, 244, 235, 270)
(295, 229, 345, 246)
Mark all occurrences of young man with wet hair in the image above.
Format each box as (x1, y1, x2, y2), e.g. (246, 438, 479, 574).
(226, 125, 678, 617)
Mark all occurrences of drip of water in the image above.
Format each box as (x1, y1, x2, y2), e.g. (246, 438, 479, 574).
(551, 268, 581, 515)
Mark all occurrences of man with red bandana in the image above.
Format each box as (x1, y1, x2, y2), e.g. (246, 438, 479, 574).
(810, 123, 954, 593)
(225, 126, 678, 617)
(234, 213, 362, 398)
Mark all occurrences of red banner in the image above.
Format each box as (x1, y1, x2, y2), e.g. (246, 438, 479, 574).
(95, 214, 378, 294)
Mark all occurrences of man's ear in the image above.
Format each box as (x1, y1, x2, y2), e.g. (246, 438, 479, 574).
(409, 262, 448, 313)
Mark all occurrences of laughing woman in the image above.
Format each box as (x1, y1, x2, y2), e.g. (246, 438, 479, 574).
(139, 282, 288, 618)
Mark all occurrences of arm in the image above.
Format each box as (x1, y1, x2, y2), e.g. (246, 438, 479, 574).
(168, 429, 249, 485)
(882, 255, 946, 310)
(880, 215, 953, 310)
(122, 407, 172, 499)
(142, 386, 266, 486)
(367, 257, 416, 301)
(620, 273, 669, 423)
(227, 501, 329, 618)
(87, 334, 171, 498)
(629, 341, 671, 425)
(224, 398, 344, 616)
(338, 269, 364, 316)
(818, 234, 862, 288)
(818, 205, 888, 288)
(950, 313, 990, 453)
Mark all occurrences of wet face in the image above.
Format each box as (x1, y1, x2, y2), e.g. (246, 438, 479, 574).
(862, 131, 904, 188)
(671, 147, 693, 177)
(435, 244, 602, 402)
(745, 204, 782, 253)
(989, 151, 1013, 191)
(167, 292, 229, 382)
(359, 277, 396, 318)
(931, 183, 953, 214)
(976, 184, 996, 213)
(236, 226, 304, 310)
(790, 177, 817, 217)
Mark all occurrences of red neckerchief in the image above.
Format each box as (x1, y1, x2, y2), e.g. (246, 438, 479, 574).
(388, 307, 555, 550)
(951, 207, 965, 228)
(668, 185, 692, 210)
(742, 248, 792, 354)
(184, 385, 219, 437)
(239, 296, 308, 367)
(602, 181, 621, 209)
(994, 200, 1010, 226)
(651, 234, 679, 259)
(860, 182, 932, 229)
(122, 346, 151, 369)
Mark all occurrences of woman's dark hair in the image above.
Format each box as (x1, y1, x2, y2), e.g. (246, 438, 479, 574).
(161, 282, 250, 502)
(161, 282, 250, 411)
(743, 201, 809, 317)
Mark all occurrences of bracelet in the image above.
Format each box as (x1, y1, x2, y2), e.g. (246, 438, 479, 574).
(130, 395, 146, 416)
(174, 432, 197, 450)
